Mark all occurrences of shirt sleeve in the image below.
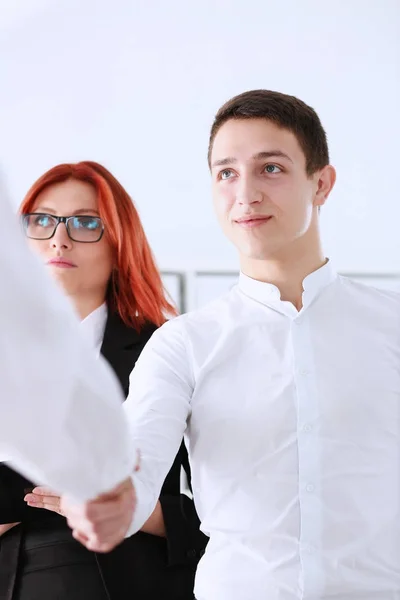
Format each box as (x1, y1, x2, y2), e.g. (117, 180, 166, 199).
(124, 319, 193, 536)
(0, 194, 136, 501)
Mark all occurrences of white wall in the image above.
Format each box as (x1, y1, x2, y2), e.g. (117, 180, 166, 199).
(1, 0, 399, 280)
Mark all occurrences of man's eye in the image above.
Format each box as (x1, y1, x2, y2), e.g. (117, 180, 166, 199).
(264, 164, 281, 174)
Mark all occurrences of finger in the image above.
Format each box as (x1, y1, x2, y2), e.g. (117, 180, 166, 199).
(62, 489, 135, 536)
(78, 496, 134, 524)
(25, 494, 60, 506)
(66, 509, 129, 542)
(61, 501, 115, 525)
(61, 478, 133, 515)
(31, 487, 58, 496)
(40, 503, 64, 515)
(67, 504, 132, 546)
(72, 527, 116, 553)
(25, 493, 63, 513)
(90, 515, 129, 539)
(27, 502, 44, 508)
(85, 525, 127, 553)
(72, 528, 89, 546)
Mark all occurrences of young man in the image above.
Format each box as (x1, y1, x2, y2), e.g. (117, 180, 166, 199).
(65, 90, 400, 599)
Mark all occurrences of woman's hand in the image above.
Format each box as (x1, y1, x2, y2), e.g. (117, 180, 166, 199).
(25, 481, 136, 553)
(24, 487, 65, 516)
(25, 488, 165, 537)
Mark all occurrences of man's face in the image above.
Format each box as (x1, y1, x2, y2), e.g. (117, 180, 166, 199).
(210, 118, 332, 262)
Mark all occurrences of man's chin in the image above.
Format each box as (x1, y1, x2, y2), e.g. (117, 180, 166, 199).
(238, 246, 277, 262)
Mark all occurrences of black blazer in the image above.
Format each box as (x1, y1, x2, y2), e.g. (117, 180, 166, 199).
(0, 310, 208, 599)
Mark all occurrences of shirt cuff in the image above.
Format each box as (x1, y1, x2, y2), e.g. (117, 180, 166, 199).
(125, 472, 158, 538)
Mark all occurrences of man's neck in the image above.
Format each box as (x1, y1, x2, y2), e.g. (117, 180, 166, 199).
(240, 243, 326, 311)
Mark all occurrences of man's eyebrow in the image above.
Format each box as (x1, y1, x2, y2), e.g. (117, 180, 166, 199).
(211, 150, 293, 168)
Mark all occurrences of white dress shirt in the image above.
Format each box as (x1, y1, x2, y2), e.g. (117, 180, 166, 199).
(125, 261, 400, 600)
(80, 302, 107, 356)
(0, 196, 135, 500)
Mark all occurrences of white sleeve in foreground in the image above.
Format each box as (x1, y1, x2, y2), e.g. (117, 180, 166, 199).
(123, 319, 192, 536)
(0, 194, 135, 500)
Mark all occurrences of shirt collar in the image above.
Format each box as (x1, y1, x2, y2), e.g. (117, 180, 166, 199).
(80, 303, 108, 351)
(238, 259, 337, 313)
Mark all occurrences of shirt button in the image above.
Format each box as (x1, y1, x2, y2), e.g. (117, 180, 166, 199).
(306, 545, 315, 555)
(300, 369, 310, 376)
(302, 424, 312, 432)
(306, 483, 315, 493)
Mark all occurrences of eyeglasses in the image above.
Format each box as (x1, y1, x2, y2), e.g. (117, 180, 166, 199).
(22, 213, 105, 243)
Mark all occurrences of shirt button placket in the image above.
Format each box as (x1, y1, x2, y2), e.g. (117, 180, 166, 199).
(291, 315, 323, 597)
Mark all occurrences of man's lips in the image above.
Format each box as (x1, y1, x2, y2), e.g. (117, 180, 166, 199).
(234, 215, 272, 228)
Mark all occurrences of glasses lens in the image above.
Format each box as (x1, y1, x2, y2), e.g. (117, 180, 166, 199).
(68, 216, 103, 242)
(23, 214, 57, 239)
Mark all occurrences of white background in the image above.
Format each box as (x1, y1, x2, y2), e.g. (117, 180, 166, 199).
(1, 0, 399, 306)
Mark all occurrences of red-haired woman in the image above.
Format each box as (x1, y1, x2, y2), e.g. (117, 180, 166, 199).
(0, 161, 207, 600)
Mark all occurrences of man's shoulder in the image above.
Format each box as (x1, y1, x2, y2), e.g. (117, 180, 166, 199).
(338, 275, 400, 309)
(160, 287, 240, 334)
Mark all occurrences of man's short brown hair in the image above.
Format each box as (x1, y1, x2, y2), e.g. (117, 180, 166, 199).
(208, 89, 329, 176)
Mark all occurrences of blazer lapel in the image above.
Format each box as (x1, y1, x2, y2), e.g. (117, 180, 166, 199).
(100, 311, 157, 400)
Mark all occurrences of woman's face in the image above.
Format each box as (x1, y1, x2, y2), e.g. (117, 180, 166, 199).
(27, 179, 113, 302)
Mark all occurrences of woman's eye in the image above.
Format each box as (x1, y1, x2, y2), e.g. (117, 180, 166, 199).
(35, 215, 52, 227)
(264, 164, 281, 174)
(73, 217, 100, 230)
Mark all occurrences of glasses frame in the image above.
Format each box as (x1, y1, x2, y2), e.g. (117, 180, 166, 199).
(22, 213, 105, 243)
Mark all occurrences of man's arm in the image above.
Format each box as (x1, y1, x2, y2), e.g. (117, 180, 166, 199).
(124, 319, 194, 535)
(0, 193, 135, 501)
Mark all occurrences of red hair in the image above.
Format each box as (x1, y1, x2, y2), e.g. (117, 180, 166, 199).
(20, 161, 177, 329)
